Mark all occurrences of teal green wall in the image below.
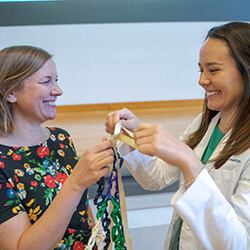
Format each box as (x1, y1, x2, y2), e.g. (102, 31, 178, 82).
(0, 0, 249, 26)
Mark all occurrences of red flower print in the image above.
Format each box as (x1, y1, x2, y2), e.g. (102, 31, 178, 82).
(55, 172, 67, 185)
(0, 161, 5, 168)
(44, 175, 56, 188)
(13, 147, 20, 149)
(15, 175, 19, 183)
(50, 127, 56, 131)
(59, 143, 65, 149)
(31, 181, 38, 187)
(6, 183, 12, 188)
(73, 241, 85, 250)
(0, 184, 2, 189)
(37, 146, 50, 158)
(68, 228, 76, 234)
(12, 153, 21, 161)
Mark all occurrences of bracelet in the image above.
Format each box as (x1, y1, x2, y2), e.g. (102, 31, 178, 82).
(183, 167, 204, 188)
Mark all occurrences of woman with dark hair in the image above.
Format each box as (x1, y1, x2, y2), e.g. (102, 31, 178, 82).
(105, 22, 250, 249)
(0, 46, 113, 249)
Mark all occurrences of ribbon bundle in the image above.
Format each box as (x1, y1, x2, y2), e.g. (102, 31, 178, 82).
(86, 122, 135, 250)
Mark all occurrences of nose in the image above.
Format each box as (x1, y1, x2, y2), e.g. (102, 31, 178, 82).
(51, 81, 63, 96)
(198, 71, 211, 88)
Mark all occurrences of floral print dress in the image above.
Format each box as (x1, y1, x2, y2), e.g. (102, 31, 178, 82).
(0, 127, 94, 249)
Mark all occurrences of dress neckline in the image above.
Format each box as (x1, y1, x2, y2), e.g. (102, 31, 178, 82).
(0, 127, 53, 148)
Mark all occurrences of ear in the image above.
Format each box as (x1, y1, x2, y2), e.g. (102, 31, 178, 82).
(6, 93, 17, 103)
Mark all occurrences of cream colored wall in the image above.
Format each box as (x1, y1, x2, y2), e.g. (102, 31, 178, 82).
(1, 22, 221, 105)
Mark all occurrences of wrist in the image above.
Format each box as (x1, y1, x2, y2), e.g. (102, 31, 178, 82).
(182, 168, 204, 189)
(63, 174, 87, 195)
(180, 152, 204, 187)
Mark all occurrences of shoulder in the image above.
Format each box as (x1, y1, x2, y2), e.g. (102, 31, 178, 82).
(47, 127, 71, 138)
(180, 112, 221, 141)
(180, 113, 204, 141)
(235, 148, 250, 168)
(46, 127, 75, 151)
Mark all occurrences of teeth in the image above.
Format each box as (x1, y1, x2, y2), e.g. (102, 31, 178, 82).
(43, 101, 56, 106)
(206, 91, 220, 97)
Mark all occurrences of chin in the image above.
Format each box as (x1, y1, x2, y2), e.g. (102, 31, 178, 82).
(49, 116, 57, 121)
(46, 113, 57, 121)
(207, 103, 221, 112)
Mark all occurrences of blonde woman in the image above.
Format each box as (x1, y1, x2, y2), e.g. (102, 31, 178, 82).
(0, 46, 113, 249)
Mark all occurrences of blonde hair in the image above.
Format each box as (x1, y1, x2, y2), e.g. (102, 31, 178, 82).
(0, 45, 52, 135)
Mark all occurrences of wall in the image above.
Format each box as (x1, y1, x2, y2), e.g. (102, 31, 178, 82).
(0, 0, 249, 106)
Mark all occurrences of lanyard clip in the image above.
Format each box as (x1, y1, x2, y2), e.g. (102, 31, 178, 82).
(111, 121, 137, 149)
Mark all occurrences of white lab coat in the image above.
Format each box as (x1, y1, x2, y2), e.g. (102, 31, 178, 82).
(120, 113, 250, 249)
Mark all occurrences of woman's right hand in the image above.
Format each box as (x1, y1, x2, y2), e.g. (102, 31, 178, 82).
(105, 108, 141, 135)
(69, 140, 114, 190)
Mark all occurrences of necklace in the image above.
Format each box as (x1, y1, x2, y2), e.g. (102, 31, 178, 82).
(218, 121, 231, 134)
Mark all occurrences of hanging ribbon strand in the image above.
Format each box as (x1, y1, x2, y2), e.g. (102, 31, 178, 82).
(86, 122, 134, 250)
(93, 177, 111, 249)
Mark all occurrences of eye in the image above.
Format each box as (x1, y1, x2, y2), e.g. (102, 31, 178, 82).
(210, 69, 219, 73)
(198, 69, 203, 73)
(39, 78, 51, 84)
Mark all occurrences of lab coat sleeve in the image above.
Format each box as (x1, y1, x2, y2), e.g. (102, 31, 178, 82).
(122, 148, 180, 190)
(119, 113, 204, 191)
(171, 163, 250, 249)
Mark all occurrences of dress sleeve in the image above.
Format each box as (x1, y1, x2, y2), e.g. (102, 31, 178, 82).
(54, 127, 78, 156)
(0, 172, 26, 224)
(171, 161, 250, 249)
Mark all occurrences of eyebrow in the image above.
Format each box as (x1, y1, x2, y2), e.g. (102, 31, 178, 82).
(39, 75, 58, 79)
(198, 62, 223, 67)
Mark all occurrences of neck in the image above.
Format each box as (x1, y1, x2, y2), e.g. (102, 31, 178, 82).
(219, 112, 235, 134)
(0, 125, 50, 147)
(218, 122, 230, 134)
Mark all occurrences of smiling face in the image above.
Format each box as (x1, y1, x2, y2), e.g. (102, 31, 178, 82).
(7, 59, 63, 126)
(198, 38, 245, 119)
